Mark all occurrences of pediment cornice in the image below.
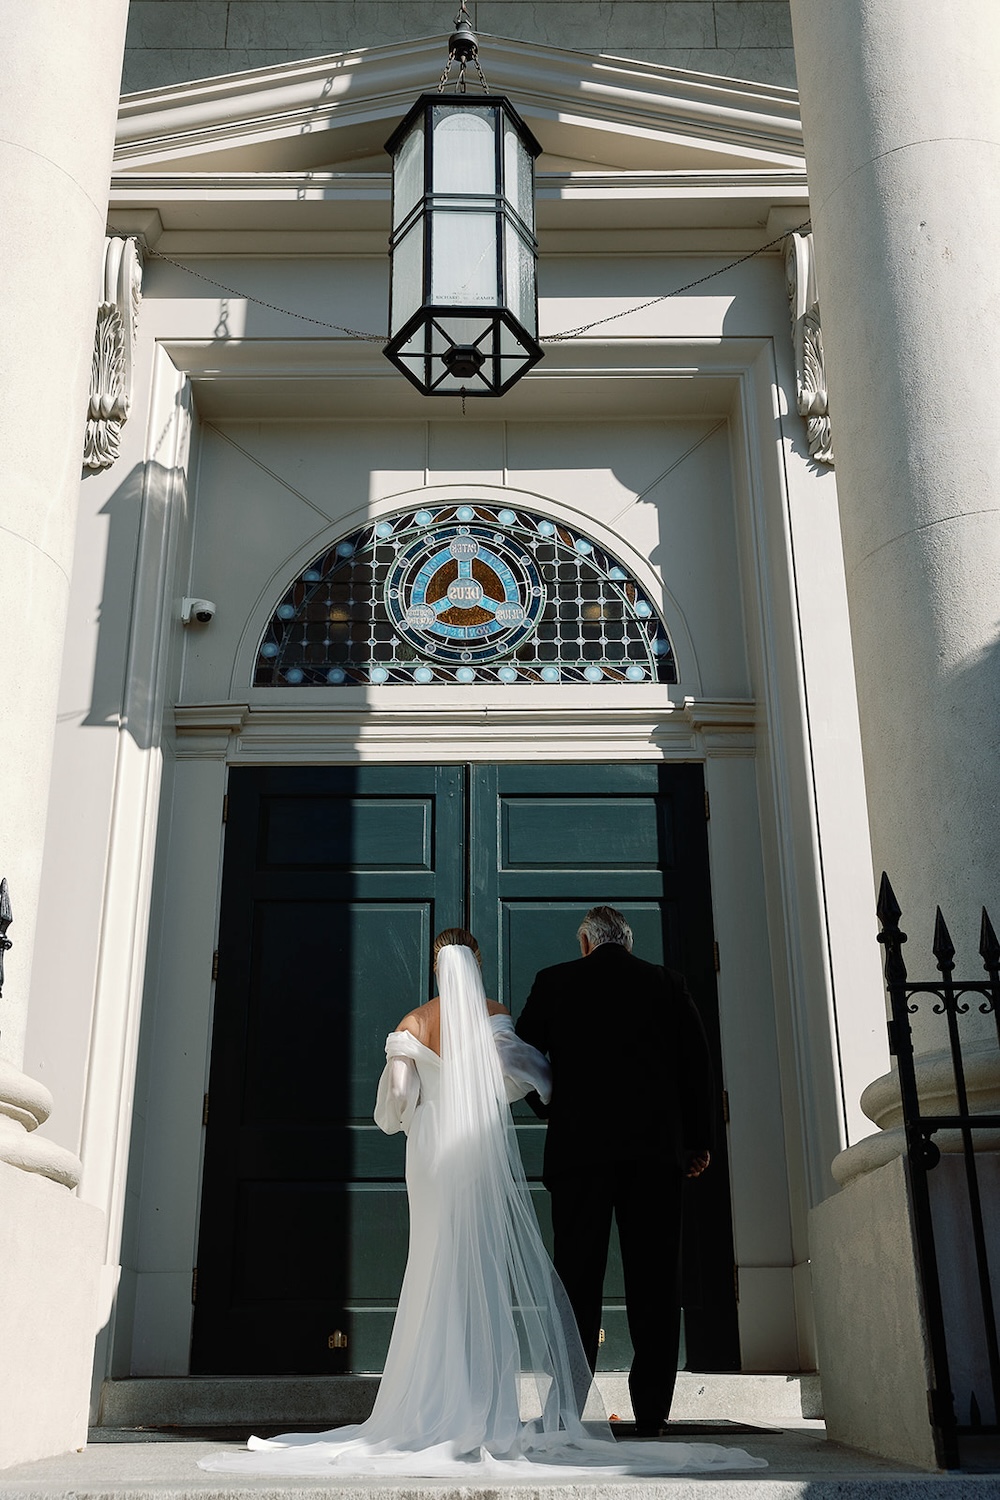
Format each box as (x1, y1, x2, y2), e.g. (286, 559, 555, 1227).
(116, 34, 803, 177)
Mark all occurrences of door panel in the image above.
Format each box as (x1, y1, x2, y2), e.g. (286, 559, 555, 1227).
(501, 797, 662, 870)
(192, 762, 737, 1377)
(471, 762, 734, 1373)
(260, 796, 435, 871)
(191, 766, 464, 1375)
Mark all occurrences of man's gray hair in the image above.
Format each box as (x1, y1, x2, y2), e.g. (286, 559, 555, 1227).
(578, 905, 633, 952)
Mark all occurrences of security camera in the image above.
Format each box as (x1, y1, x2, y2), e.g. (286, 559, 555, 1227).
(181, 597, 217, 625)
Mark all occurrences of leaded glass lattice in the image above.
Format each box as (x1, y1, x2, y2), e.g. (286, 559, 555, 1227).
(254, 503, 676, 687)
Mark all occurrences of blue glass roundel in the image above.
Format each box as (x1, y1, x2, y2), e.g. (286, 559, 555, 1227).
(254, 502, 676, 687)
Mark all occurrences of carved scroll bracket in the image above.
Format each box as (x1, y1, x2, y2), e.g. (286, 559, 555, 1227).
(83, 235, 143, 471)
(784, 230, 833, 467)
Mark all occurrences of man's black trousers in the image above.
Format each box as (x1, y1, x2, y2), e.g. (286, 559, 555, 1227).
(549, 1160, 684, 1427)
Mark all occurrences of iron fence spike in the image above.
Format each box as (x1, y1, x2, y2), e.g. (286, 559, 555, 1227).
(932, 907, 956, 970)
(876, 872, 908, 983)
(979, 907, 1000, 969)
(876, 871, 902, 927)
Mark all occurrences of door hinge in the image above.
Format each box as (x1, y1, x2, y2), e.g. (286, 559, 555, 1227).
(191, 1268, 198, 1304)
(722, 1088, 730, 1125)
(202, 1093, 210, 1128)
(212, 950, 219, 982)
(704, 789, 711, 820)
(222, 793, 229, 823)
(713, 940, 720, 972)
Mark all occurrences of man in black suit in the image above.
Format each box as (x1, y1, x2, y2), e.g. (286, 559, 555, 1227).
(515, 905, 714, 1435)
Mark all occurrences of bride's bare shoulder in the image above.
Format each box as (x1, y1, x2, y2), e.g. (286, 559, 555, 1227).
(396, 999, 438, 1039)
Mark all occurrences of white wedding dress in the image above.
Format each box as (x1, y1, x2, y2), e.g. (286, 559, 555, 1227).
(198, 947, 765, 1479)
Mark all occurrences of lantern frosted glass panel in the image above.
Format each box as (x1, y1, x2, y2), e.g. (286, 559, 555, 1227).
(390, 223, 424, 332)
(392, 120, 424, 229)
(430, 213, 498, 305)
(503, 120, 534, 229)
(432, 106, 497, 194)
(505, 221, 536, 332)
(428, 317, 492, 352)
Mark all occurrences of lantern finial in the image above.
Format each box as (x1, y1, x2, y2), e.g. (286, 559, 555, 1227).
(439, 1, 490, 93)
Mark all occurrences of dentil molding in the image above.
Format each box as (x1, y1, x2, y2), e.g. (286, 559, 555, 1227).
(83, 236, 143, 471)
(785, 230, 833, 467)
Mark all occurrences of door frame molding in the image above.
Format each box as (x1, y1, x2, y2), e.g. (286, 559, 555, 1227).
(103, 339, 874, 1386)
(173, 695, 755, 764)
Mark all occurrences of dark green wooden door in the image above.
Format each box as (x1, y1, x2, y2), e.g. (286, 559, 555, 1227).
(192, 763, 737, 1375)
(470, 763, 738, 1373)
(191, 766, 465, 1374)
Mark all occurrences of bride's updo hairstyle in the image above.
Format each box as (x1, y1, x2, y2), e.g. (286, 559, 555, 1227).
(433, 927, 482, 966)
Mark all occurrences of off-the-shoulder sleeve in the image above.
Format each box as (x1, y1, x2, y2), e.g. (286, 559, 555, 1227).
(373, 1031, 423, 1135)
(491, 1014, 552, 1104)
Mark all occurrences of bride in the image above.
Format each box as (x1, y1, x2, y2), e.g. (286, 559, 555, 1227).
(199, 929, 765, 1478)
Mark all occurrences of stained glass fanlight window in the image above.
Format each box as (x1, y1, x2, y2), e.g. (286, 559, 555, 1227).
(254, 504, 676, 687)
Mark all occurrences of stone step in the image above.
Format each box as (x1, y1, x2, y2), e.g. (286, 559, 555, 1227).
(5, 1431, 1000, 1499)
(97, 1372, 822, 1431)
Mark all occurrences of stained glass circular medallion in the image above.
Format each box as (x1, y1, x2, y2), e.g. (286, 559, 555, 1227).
(385, 524, 545, 665)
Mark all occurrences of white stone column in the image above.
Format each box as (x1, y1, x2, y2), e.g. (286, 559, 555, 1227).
(787, 0, 1000, 977)
(787, 0, 1000, 1134)
(0, 1, 130, 1185)
(0, 0, 129, 1468)
(789, 0, 1000, 1466)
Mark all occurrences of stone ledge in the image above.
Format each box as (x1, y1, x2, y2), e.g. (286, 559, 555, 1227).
(97, 1371, 821, 1431)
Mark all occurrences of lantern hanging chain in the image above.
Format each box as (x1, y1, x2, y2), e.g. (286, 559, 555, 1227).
(470, 52, 490, 93)
(108, 220, 811, 345)
(436, 52, 460, 92)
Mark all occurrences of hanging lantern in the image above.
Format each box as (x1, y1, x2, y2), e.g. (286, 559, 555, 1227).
(383, 10, 543, 397)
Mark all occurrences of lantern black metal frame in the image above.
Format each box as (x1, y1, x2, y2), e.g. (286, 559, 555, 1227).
(384, 92, 543, 398)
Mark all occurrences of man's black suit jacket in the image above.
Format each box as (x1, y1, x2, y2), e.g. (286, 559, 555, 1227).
(515, 942, 715, 1186)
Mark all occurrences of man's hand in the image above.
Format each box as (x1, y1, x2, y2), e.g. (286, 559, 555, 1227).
(684, 1149, 711, 1179)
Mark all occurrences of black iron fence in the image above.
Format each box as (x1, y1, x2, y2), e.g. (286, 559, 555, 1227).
(876, 873, 1000, 1468)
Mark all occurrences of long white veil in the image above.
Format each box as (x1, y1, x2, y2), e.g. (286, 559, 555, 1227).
(431, 943, 598, 1455)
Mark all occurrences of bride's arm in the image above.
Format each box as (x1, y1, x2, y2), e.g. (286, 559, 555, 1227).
(492, 1017, 553, 1105)
(373, 1036, 421, 1135)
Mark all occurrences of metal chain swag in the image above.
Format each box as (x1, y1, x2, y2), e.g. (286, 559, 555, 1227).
(112, 222, 812, 347)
